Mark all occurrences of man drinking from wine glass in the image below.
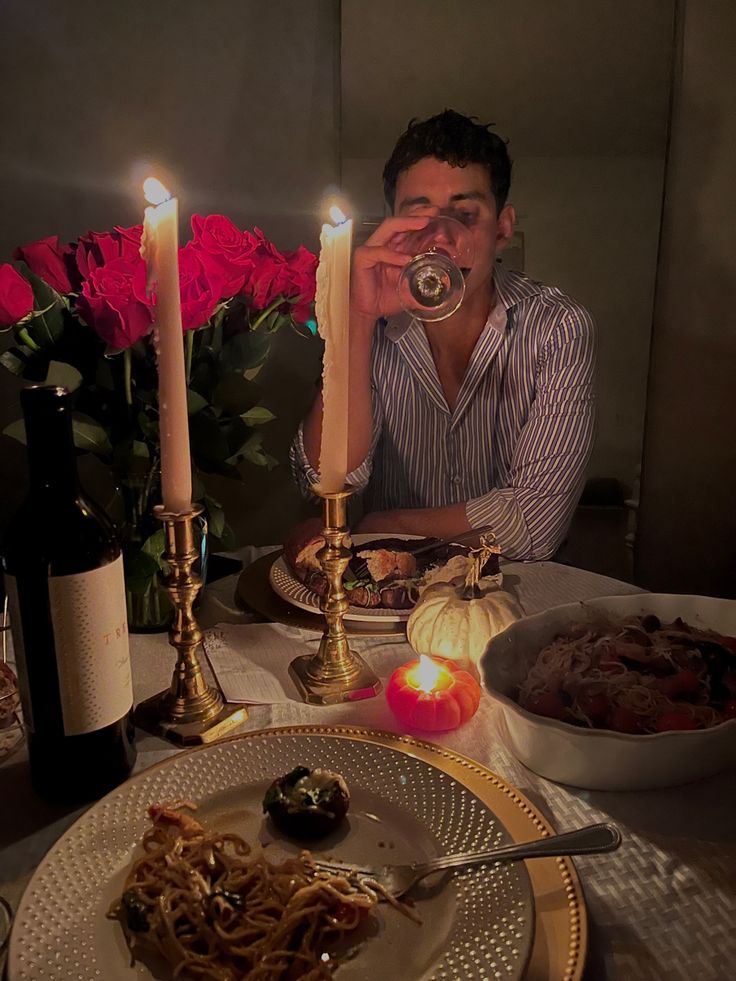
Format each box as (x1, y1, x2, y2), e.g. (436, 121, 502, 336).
(291, 109, 596, 561)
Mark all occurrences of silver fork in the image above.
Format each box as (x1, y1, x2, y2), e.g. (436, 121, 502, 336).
(310, 823, 620, 898)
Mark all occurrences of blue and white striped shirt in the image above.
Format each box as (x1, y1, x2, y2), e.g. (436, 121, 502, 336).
(291, 265, 596, 561)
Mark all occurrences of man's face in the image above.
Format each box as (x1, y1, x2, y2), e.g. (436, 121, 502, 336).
(394, 157, 515, 300)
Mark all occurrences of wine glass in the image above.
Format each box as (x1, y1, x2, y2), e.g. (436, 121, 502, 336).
(396, 215, 475, 322)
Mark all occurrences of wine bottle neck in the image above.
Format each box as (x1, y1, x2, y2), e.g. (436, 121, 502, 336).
(25, 404, 80, 496)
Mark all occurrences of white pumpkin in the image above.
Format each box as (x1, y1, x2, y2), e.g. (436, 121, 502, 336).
(407, 541, 522, 676)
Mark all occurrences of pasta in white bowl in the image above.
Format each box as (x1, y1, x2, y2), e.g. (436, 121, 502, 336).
(480, 594, 736, 790)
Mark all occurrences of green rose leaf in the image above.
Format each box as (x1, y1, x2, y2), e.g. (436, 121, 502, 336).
(112, 438, 151, 475)
(204, 495, 237, 549)
(187, 389, 208, 415)
(212, 374, 262, 415)
(225, 431, 277, 468)
(2, 419, 26, 445)
(72, 413, 113, 455)
(43, 360, 82, 392)
(135, 388, 158, 408)
(141, 529, 166, 569)
(189, 359, 219, 401)
(0, 349, 28, 376)
(1, 413, 108, 454)
(220, 330, 271, 373)
(204, 495, 226, 540)
(240, 406, 275, 426)
(191, 473, 206, 501)
(15, 261, 66, 347)
(137, 411, 160, 444)
(218, 522, 237, 549)
(123, 548, 162, 594)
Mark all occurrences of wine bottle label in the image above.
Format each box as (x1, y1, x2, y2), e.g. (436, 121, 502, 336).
(48, 555, 133, 737)
(4, 574, 35, 733)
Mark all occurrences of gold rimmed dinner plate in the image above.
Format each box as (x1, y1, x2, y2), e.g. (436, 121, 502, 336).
(8, 726, 585, 981)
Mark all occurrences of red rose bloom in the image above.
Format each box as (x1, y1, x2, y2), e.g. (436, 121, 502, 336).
(244, 232, 292, 309)
(178, 243, 226, 332)
(113, 224, 144, 259)
(190, 214, 257, 296)
(241, 230, 316, 322)
(76, 256, 152, 350)
(0, 264, 34, 327)
(74, 225, 145, 285)
(13, 236, 74, 294)
(283, 245, 317, 323)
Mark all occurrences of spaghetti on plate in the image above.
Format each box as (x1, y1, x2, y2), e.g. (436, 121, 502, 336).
(110, 803, 408, 980)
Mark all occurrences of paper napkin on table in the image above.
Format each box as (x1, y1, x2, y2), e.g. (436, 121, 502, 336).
(202, 623, 311, 704)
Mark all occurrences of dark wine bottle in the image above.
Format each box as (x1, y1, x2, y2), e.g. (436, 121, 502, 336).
(1, 385, 136, 802)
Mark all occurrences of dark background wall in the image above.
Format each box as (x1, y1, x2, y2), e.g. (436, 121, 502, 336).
(1, 0, 734, 596)
(636, 0, 736, 596)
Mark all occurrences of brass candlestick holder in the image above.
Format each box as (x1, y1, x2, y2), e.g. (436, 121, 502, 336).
(134, 504, 247, 744)
(289, 487, 382, 704)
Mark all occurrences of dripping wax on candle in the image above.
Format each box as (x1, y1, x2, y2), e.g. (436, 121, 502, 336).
(314, 201, 352, 494)
(141, 178, 192, 514)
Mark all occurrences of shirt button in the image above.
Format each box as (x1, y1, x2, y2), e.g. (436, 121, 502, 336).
(451, 475, 462, 485)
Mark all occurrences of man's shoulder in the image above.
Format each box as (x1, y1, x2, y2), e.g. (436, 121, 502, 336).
(499, 267, 594, 337)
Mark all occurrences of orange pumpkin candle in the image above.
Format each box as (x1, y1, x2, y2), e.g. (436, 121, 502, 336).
(386, 655, 481, 731)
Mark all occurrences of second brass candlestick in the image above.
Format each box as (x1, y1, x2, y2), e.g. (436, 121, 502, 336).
(289, 488, 382, 704)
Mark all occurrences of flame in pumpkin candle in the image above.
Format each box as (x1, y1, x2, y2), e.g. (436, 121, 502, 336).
(329, 204, 348, 225)
(412, 654, 445, 693)
(143, 177, 171, 206)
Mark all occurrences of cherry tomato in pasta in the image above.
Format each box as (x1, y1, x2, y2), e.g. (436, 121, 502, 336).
(606, 707, 643, 734)
(653, 670, 701, 699)
(721, 699, 736, 720)
(526, 692, 567, 720)
(599, 654, 622, 674)
(577, 690, 610, 725)
(655, 712, 699, 732)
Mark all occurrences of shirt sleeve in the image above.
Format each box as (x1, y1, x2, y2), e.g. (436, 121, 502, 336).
(289, 390, 384, 500)
(465, 309, 596, 560)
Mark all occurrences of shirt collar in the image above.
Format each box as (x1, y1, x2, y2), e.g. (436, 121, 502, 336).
(384, 264, 545, 343)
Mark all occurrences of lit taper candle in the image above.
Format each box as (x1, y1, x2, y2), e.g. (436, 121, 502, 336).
(141, 177, 192, 514)
(315, 203, 352, 493)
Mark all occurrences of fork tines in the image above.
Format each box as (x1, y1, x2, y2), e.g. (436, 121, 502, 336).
(310, 859, 371, 879)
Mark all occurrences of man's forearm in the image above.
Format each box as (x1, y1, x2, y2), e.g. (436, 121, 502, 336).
(302, 314, 375, 473)
(357, 502, 472, 539)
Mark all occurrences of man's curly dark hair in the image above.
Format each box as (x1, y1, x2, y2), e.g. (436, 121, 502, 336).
(382, 109, 512, 215)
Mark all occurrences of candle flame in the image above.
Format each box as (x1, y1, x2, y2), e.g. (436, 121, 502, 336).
(143, 177, 171, 206)
(412, 655, 444, 693)
(329, 204, 347, 225)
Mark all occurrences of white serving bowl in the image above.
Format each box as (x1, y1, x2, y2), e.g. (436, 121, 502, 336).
(480, 593, 736, 791)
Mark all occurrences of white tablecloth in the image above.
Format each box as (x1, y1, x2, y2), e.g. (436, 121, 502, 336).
(1, 551, 735, 981)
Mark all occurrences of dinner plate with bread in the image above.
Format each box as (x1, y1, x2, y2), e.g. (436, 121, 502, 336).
(272, 523, 500, 623)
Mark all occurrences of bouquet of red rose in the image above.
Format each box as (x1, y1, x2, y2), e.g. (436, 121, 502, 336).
(0, 214, 317, 627)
